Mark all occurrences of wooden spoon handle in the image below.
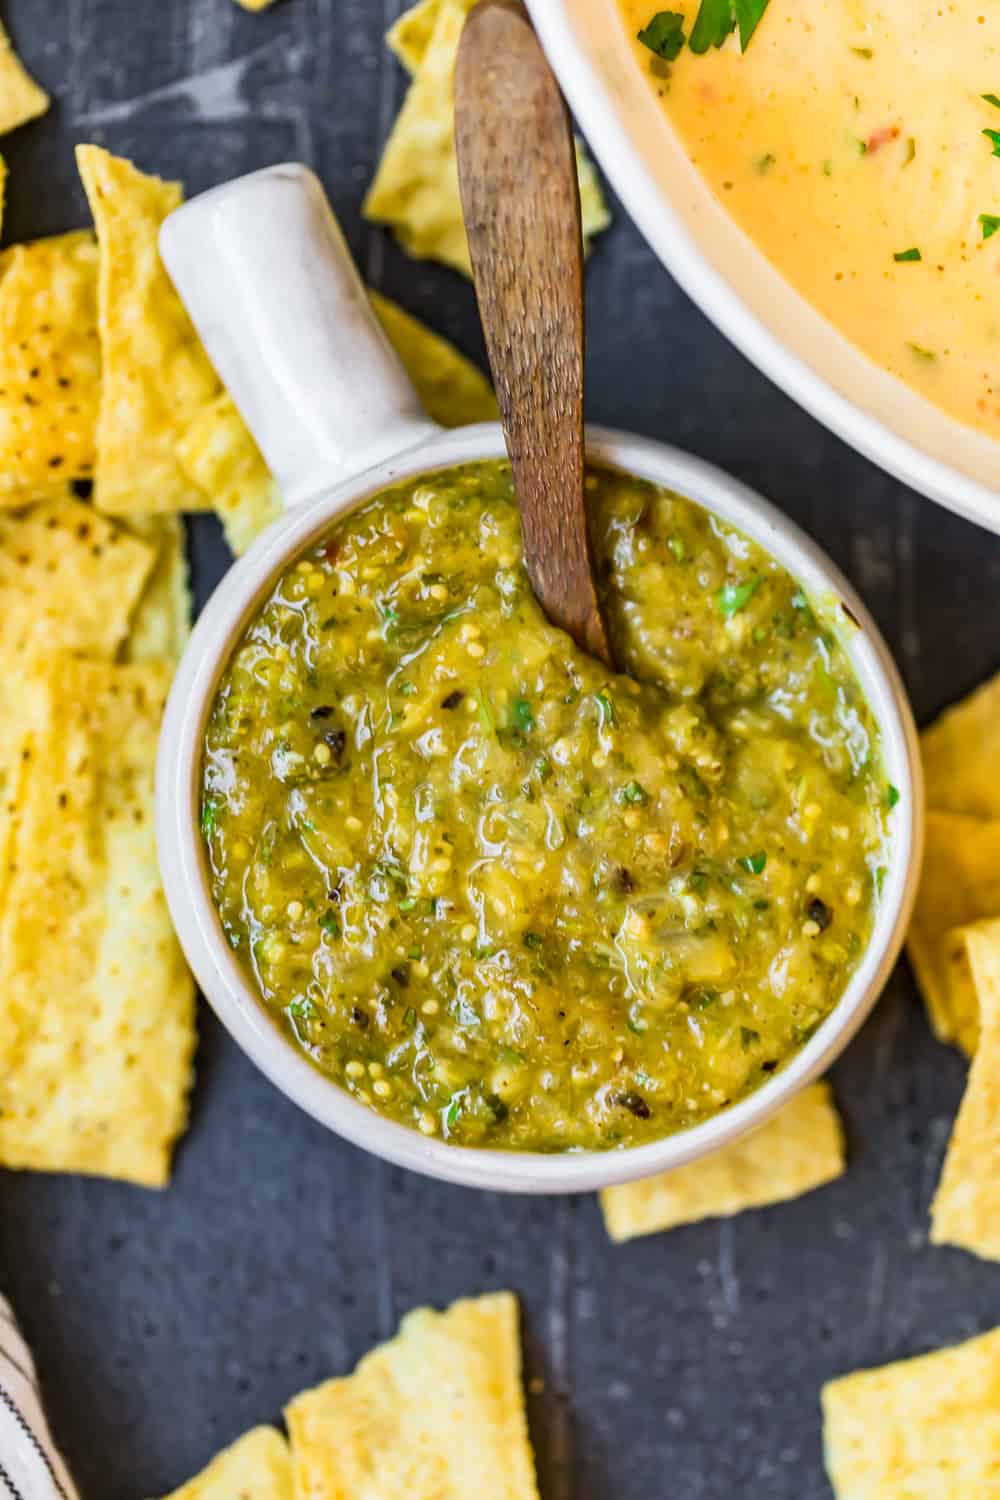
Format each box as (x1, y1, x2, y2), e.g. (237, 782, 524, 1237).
(455, 0, 614, 666)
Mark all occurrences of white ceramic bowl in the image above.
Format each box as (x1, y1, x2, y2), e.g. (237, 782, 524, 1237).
(526, 0, 1000, 535)
(157, 165, 922, 1194)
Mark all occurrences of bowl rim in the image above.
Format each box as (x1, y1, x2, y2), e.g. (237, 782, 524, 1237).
(157, 422, 923, 1195)
(525, 0, 1000, 538)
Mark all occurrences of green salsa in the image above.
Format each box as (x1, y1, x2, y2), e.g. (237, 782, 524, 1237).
(202, 460, 890, 1151)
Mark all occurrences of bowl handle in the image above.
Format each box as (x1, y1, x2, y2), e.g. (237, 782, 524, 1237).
(159, 163, 440, 509)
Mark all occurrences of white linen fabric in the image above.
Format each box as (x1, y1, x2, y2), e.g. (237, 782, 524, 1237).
(0, 1296, 78, 1500)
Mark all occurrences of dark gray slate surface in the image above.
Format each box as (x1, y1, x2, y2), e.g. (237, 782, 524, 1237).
(0, 4, 997, 1498)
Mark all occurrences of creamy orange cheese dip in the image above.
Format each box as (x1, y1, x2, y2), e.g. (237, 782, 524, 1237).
(621, 1, 1000, 439)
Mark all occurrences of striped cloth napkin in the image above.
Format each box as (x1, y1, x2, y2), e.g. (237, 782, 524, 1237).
(0, 1296, 78, 1500)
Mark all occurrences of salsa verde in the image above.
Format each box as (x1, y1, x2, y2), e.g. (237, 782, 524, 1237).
(202, 461, 891, 1151)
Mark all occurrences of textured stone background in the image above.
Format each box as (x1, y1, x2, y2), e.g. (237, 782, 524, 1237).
(0, 4, 997, 1497)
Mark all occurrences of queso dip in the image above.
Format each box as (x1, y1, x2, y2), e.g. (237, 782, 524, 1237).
(623, 1, 1000, 440)
(202, 460, 890, 1152)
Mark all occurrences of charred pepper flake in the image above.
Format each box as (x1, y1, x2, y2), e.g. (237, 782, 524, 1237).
(390, 965, 410, 987)
(441, 689, 464, 709)
(611, 1090, 651, 1120)
(350, 1005, 370, 1029)
(323, 728, 347, 761)
(807, 896, 832, 930)
(310, 705, 334, 720)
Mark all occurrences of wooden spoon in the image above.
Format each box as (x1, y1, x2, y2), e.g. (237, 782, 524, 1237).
(455, 0, 614, 667)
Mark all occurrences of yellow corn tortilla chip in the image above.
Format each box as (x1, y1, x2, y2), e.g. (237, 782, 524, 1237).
(153, 1427, 291, 1500)
(822, 1325, 1000, 1498)
(0, 494, 154, 666)
(0, 654, 196, 1186)
(370, 290, 498, 426)
(0, 232, 101, 502)
(76, 145, 220, 516)
(286, 1291, 540, 1500)
(599, 1082, 844, 1242)
(922, 669, 1000, 818)
(177, 391, 281, 558)
(234, 0, 278, 7)
(930, 918, 1000, 1261)
(178, 294, 495, 556)
(388, 0, 472, 73)
(365, 0, 609, 276)
(905, 811, 1000, 1056)
(124, 516, 192, 664)
(0, 494, 155, 920)
(0, 25, 48, 137)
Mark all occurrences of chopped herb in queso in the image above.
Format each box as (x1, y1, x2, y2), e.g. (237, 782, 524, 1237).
(202, 461, 890, 1151)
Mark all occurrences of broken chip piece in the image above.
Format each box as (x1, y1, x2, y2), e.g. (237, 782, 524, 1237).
(76, 145, 220, 516)
(930, 917, 1000, 1261)
(0, 23, 48, 137)
(286, 1292, 540, 1500)
(822, 1324, 1000, 1498)
(0, 653, 196, 1187)
(600, 1082, 844, 1241)
(905, 810, 1000, 1055)
(921, 668, 1000, 819)
(151, 1427, 291, 1500)
(0, 231, 101, 502)
(365, 0, 609, 276)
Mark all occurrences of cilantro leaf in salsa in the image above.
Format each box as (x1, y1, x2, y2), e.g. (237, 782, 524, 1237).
(984, 94, 1000, 110)
(893, 248, 921, 262)
(738, 851, 767, 874)
(616, 780, 650, 806)
(200, 797, 219, 838)
(595, 688, 617, 728)
(886, 784, 900, 809)
(985, 129, 1000, 158)
(637, 10, 686, 60)
(510, 697, 535, 733)
(980, 214, 1000, 240)
(716, 575, 763, 618)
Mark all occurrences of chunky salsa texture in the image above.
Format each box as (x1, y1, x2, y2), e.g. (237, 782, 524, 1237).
(202, 461, 890, 1151)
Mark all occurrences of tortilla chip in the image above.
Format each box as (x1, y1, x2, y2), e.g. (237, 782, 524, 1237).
(233, 0, 278, 7)
(124, 516, 192, 664)
(370, 291, 498, 427)
(0, 494, 154, 666)
(286, 1291, 540, 1500)
(179, 295, 494, 555)
(599, 1082, 844, 1242)
(0, 654, 195, 1186)
(76, 145, 220, 516)
(922, 670, 1000, 818)
(0, 494, 155, 921)
(388, 0, 472, 72)
(177, 391, 281, 557)
(365, 0, 609, 277)
(821, 1325, 1000, 1498)
(0, 25, 48, 137)
(0, 232, 102, 503)
(153, 1428, 291, 1500)
(930, 919, 1000, 1261)
(905, 811, 1000, 1056)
